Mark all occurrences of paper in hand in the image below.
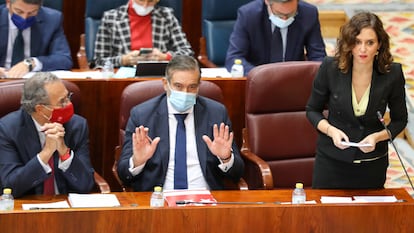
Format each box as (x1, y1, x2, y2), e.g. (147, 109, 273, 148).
(340, 141, 372, 147)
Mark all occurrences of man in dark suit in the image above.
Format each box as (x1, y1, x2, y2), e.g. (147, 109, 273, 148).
(0, 0, 72, 78)
(0, 73, 94, 198)
(118, 55, 244, 191)
(226, 0, 326, 75)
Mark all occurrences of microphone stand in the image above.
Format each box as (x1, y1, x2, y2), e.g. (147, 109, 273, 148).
(377, 111, 414, 192)
(176, 200, 281, 205)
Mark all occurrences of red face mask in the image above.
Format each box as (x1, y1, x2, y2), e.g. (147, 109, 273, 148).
(47, 102, 74, 124)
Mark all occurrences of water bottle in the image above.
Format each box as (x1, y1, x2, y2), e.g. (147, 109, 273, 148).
(292, 183, 306, 204)
(102, 59, 114, 78)
(150, 186, 164, 207)
(230, 59, 244, 78)
(0, 188, 14, 211)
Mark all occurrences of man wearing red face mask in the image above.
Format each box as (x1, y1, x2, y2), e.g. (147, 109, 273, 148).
(0, 73, 95, 198)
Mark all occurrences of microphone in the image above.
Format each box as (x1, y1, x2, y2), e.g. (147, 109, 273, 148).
(175, 200, 281, 205)
(377, 111, 414, 192)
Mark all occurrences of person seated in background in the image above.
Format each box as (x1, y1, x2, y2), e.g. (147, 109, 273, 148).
(117, 55, 244, 191)
(306, 12, 407, 189)
(0, 73, 95, 198)
(93, 0, 194, 68)
(0, 0, 72, 78)
(226, 0, 326, 75)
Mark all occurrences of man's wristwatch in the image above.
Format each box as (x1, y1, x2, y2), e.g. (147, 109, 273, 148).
(23, 58, 34, 72)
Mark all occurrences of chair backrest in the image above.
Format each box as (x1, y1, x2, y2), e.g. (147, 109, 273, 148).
(245, 61, 321, 188)
(84, 0, 128, 62)
(0, 79, 81, 118)
(118, 79, 223, 145)
(201, 0, 251, 66)
(84, 0, 182, 63)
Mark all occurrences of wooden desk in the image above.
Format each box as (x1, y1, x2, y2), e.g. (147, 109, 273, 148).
(1, 188, 413, 233)
(64, 78, 246, 191)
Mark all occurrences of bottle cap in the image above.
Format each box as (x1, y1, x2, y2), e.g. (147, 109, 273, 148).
(234, 59, 242, 65)
(3, 188, 12, 195)
(154, 186, 162, 192)
(295, 183, 303, 189)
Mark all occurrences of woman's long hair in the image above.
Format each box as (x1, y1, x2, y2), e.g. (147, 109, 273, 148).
(335, 12, 393, 74)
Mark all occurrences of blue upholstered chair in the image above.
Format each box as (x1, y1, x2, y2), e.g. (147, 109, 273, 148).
(83, 0, 128, 67)
(198, 0, 252, 68)
(77, 0, 183, 69)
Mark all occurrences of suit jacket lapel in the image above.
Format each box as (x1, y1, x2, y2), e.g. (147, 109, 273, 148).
(194, 98, 208, 175)
(365, 69, 384, 116)
(154, 96, 170, 177)
(261, 4, 273, 61)
(19, 111, 42, 161)
(29, 8, 45, 56)
(339, 71, 361, 124)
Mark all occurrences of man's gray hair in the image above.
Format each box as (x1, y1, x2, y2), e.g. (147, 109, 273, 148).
(21, 72, 60, 114)
(165, 55, 201, 83)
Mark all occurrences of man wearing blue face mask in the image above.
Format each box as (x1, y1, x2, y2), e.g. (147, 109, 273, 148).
(0, 0, 72, 78)
(226, 0, 326, 75)
(117, 55, 244, 191)
(93, 0, 193, 68)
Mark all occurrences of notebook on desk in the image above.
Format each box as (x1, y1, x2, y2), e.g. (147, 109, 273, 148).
(135, 61, 169, 77)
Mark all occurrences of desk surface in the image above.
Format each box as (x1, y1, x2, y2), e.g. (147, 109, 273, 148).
(1, 188, 413, 233)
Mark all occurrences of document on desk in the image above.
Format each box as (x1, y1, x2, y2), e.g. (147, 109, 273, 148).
(201, 68, 232, 78)
(163, 189, 217, 207)
(114, 66, 136, 78)
(320, 196, 353, 203)
(22, 200, 70, 210)
(321, 195, 398, 203)
(68, 193, 121, 208)
(22, 71, 105, 79)
(353, 195, 398, 203)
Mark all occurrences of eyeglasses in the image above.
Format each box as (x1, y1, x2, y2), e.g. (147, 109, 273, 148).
(46, 92, 73, 108)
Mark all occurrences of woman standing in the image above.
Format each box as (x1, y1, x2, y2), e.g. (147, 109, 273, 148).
(306, 12, 407, 189)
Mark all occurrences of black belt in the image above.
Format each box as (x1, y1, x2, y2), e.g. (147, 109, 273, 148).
(353, 153, 387, 164)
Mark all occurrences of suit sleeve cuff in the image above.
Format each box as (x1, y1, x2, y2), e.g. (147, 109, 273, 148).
(218, 152, 234, 172)
(128, 156, 145, 176)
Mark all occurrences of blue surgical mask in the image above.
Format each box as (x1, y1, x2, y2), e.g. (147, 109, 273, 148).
(269, 14, 295, 29)
(168, 84, 196, 112)
(132, 2, 154, 16)
(11, 13, 36, 30)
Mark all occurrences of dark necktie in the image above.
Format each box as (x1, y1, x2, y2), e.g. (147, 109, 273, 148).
(11, 30, 24, 66)
(174, 113, 188, 189)
(270, 27, 283, 62)
(43, 157, 55, 195)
